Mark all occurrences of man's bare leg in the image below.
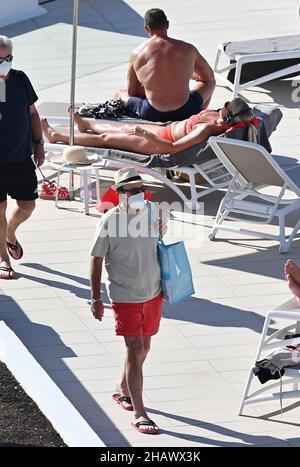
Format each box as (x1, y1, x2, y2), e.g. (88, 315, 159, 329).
(124, 335, 159, 433)
(0, 201, 15, 279)
(116, 359, 130, 397)
(191, 78, 216, 109)
(114, 89, 130, 104)
(117, 335, 150, 396)
(6, 199, 35, 257)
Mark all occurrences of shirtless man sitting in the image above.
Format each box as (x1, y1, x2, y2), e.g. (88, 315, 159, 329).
(115, 8, 216, 122)
(285, 260, 300, 306)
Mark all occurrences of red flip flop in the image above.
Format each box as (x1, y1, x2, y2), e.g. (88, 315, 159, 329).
(7, 240, 23, 260)
(112, 393, 133, 411)
(0, 265, 16, 280)
(131, 418, 160, 435)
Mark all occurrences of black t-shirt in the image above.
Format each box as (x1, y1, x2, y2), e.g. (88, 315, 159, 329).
(0, 69, 38, 164)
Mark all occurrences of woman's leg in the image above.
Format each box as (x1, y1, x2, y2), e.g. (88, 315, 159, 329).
(73, 113, 161, 135)
(41, 118, 158, 155)
(74, 113, 124, 134)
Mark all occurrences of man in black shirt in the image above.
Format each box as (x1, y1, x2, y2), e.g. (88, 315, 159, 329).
(0, 35, 44, 279)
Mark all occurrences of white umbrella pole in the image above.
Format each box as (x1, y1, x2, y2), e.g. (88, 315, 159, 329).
(68, 0, 79, 199)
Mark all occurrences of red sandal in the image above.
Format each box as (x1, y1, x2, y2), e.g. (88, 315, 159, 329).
(39, 180, 69, 200)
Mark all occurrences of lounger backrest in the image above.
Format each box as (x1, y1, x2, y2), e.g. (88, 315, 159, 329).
(209, 138, 286, 187)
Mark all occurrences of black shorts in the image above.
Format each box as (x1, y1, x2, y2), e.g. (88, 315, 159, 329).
(127, 90, 203, 122)
(0, 159, 38, 202)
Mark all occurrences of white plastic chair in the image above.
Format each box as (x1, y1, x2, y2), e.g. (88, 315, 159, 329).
(239, 298, 300, 416)
(208, 136, 300, 253)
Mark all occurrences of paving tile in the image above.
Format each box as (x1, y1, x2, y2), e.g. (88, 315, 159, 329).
(144, 360, 215, 376)
(49, 366, 121, 383)
(145, 383, 236, 403)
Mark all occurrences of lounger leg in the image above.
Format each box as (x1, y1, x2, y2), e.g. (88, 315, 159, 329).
(233, 58, 243, 98)
(55, 169, 61, 209)
(208, 198, 229, 240)
(68, 170, 75, 201)
(279, 216, 300, 254)
(95, 168, 100, 201)
(188, 173, 198, 211)
(213, 46, 222, 73)
(81, 170, 89, 215)
(238, 312, 273, 415)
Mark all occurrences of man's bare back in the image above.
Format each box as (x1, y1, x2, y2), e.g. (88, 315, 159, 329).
(115, 8, 215, 122)
(131, 36, 207, 111)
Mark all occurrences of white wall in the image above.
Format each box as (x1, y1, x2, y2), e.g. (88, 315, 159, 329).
(0, 0, 46, 28)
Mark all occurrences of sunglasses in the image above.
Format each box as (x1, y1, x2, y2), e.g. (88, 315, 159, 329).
(0, 55, 13, 64)
(118, 186, 146, 195)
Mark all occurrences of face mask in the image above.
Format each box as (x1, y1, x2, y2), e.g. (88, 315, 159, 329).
(0, 61, 12, 77)
(127, 191, 145, 210)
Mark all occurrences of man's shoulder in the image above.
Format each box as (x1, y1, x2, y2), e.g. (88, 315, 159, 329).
(10, 69, 27, 79)
(9, 69, 30, 84)
(132, 39, 149, 54)
(169, 36, 195, 49)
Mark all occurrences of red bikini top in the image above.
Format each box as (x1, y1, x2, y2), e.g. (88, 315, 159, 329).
(185, 109, 261, 134)
(185, 109, 212, 134)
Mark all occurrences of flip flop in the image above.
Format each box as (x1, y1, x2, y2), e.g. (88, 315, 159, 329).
(131, 418, 160, 435)
(112, 393, 133, 411)
(7, 240, 23, 260)
(0, 265, 16, 280)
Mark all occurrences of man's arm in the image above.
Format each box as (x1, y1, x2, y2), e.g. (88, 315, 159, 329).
(127, 51, 145, 98)
(191, 47, 216, 107)
(192, 49, 215, 85)
(90, 256, 104, 321)
(29, 104, 45, 167)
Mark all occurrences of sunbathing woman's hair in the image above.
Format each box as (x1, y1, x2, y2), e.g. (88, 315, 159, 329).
(225, 98, 254, 125)
(144, 9, 168, 30)
(226, 97, 258, 143)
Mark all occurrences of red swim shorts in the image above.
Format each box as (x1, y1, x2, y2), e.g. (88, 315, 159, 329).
(111, 292, 163, 336)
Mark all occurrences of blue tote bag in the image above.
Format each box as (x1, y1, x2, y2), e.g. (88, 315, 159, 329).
(157, 238, 195, 304)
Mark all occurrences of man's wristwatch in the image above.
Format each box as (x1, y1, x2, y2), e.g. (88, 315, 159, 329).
(91, 298, 101, 305)
(34, 138, 44, 145)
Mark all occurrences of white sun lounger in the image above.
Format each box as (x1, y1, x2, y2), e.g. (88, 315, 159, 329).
(239, 298, 300, 416)
(208, 136, 300, 253)
(213, 34, 300, 97)
(44, 141, 229, 211)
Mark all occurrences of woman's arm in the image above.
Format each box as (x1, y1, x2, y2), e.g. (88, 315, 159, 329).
(133, 123, 220, 154)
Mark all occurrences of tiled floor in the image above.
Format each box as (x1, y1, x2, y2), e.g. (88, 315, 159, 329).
(1, 0, 300, 447)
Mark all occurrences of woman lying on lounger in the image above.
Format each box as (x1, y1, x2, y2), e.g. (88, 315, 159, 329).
(42, 97, 256, 156)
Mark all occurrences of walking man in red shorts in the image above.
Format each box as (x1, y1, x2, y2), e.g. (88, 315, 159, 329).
(90, 167, 166, 434)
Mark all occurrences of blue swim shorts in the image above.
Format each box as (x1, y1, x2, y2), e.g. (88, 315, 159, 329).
(127, 90, 203, 122)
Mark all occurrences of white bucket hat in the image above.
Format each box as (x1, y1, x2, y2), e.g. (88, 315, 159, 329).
(111, 167, 144, 190)
(50, 146, 98, 165)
